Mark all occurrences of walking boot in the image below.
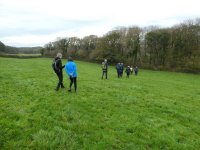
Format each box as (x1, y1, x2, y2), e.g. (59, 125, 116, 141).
(55, 83, 60, 91)
(68, 87, 72, 92)
(61, 83, 65, 89)
(55, 87, 59, 91)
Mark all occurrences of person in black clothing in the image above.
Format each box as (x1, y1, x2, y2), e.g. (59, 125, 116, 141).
(116, 63, 120, 78)
(119, 63, 124, 78)
(53, 53, 65, 91)
(101, 59, 108, 79)
(134, 66, 139, 76)
(125, 66, 131, 78)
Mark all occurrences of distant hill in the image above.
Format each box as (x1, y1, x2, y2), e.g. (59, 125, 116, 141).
(0, 41, 42, 54)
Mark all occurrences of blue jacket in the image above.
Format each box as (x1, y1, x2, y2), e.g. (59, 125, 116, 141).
(65, 61, 77, 78)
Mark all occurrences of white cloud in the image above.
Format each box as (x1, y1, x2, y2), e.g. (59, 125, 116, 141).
(0, 0, 199, 47)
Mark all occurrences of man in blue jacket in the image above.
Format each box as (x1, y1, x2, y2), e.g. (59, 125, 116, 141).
(65, 57, 77, 92)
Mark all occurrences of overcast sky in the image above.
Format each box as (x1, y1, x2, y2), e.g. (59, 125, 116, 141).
(0, 0, 199, 47)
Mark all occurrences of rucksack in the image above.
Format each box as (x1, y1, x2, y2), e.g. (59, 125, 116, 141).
(52, 59, 60, 73)
(102, 62, 108, 71)
(102, 62, 106, 69)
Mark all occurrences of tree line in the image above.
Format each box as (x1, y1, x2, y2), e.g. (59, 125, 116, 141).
(42, 19, 200, 73)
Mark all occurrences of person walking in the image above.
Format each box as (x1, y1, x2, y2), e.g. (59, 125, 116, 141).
(130, 66, 133, 75)
(53, 53, 65, 91)
(125, 66, 131, 78)
(65, 57, 77, 92)
(119, 63, 124, 78)
(134, 66, 139, 76)
(101, 59, 108, 79)
(116, 63, 121, 78)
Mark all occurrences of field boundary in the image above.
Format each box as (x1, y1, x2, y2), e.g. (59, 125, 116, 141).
(0, 53, 42, 59)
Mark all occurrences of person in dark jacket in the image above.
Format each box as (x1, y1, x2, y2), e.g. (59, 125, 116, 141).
(134, 66, 139, 76)
(65, 57, 77, 92)
(119, 63, 124, 78)
(125, 66, 131, 78)
(54, 53, 65, 91)
(101, 59, 108, 79)
(116, 63, 121, 78)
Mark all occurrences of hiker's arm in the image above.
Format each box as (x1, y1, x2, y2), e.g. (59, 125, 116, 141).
(58, 59, 64, 69)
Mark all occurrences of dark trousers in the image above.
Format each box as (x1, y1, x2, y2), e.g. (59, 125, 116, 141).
(69, 77, 77, 91)
(102, 71, 107, 79)
(126, 73, 130, 78)
(56, 71, 64, 90)
(119, 71, 123, 78)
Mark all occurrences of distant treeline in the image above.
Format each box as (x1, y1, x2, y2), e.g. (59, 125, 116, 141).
(0, 42, 42, 54)
(42, 19, 200, 73)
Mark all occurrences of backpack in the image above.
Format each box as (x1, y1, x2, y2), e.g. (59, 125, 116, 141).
(52, 59, 60, 73)
(102, 62, 106, 70)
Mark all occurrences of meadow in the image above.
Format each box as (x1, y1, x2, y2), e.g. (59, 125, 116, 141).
(0, 57, 200, 149)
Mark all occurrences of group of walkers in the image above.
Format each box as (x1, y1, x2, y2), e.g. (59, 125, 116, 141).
(123, 65, 138, 78)
(53, 53, 139, 91)
(52, 53, 77, 92)
(116, 62, 124, 78)
(101, 59, 139, 79)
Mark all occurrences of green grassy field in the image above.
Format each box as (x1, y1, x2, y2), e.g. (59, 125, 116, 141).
(0, 57, 200, 149)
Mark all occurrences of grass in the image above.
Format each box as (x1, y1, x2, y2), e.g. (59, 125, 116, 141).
(0, 57, 200, 149)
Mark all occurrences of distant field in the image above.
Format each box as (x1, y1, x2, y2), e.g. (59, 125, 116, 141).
(0, 57, 200, 149)
(0, 53, 41, 58)
(16, 53, 41, 56)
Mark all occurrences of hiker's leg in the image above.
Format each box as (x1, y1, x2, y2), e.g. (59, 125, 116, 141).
(101, 71, 104, 79)
(60, 72, 64, 88)
(74, 77, 77, 92)
(69, 77, 73, 91)
(56, 72, 61, 90)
